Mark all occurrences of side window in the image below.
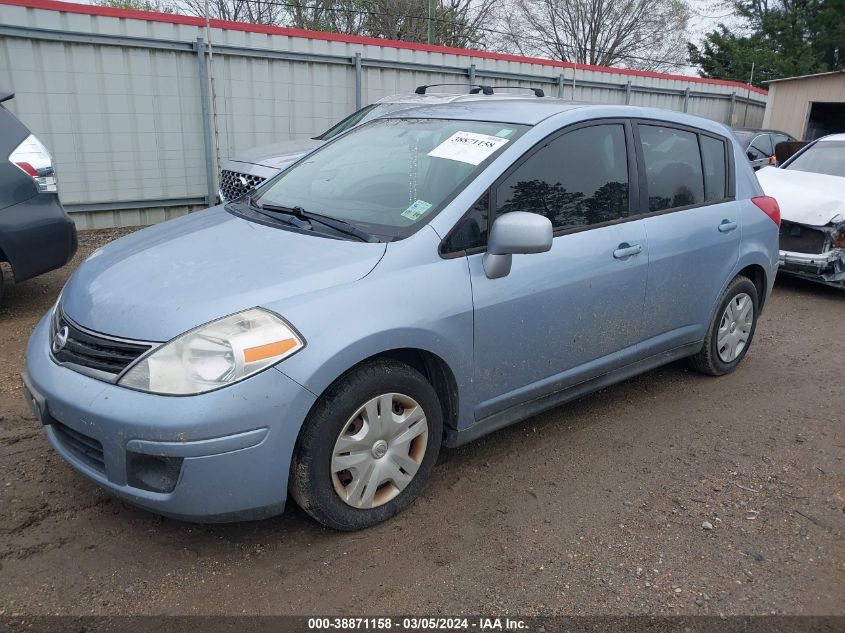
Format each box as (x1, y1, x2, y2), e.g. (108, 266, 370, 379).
(700, 135, 727, 202)
(639, 125, 704, 212)
(772, 134, 791, 147)
(441, 193, 489, 253)
(494, 124, 629, 231)
(747, 134, 773, 160)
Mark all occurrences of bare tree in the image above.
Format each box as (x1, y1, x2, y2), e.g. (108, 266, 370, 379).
(499, 0, 691, 71)
(178, 0, 287, 25)
(284, 0, 499, 48)
(284, 0, 369, 34)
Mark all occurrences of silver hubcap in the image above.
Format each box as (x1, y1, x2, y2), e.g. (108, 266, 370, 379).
(717, 292, 753, 363)
(331, 393, 428, 509)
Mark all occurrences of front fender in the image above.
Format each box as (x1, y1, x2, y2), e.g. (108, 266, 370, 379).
(271, 229, 476, 430)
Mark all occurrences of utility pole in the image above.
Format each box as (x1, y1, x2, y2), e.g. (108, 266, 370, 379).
(743, 61, 755, 127)
(427, 0, 435, 44)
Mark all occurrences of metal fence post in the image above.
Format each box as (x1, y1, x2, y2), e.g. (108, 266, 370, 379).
(683, 87, 690, 112)
(625, 81, 631, 104)
(728, 91, 736, 125)
(195, 37, 217, 207)
(354, 52, 362, 110)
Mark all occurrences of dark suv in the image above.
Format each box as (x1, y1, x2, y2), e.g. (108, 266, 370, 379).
(733, 127, 797, 170)
(0, 91, 77, 303)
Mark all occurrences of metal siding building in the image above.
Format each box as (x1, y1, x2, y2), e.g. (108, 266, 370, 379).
(0, 0, 769, 228)
(762, 71, 845, 140)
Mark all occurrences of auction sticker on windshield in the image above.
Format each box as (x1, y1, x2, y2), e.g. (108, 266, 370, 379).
(401, 199, 433, 221)
(428, 131, 509, 165)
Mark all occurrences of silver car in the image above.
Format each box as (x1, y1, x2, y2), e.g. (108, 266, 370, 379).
(218, 88, 543, 201)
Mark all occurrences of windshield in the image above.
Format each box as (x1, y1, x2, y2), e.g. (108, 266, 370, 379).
(256, 118, 526, 239)
(315, 103, 416, 141)
(784, 141, 845, 178)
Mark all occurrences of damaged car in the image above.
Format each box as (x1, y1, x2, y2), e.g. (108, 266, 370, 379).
(756, 133, 845, 289)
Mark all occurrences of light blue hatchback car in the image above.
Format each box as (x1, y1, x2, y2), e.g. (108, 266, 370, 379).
(23, 101, 780, 530)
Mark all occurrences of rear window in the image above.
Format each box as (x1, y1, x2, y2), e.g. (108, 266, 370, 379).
(639, 125, 705, 211)
(700, 135, 727, 201)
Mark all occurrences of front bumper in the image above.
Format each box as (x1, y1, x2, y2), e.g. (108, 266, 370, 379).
(24, 314, 317, 522)
(779, 248, 845, 288)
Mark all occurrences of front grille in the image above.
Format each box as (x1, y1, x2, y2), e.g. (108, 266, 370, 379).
(53, 422, 105, 473)
(51, 311, 152, 378)
(779, 221, 829, 255)
(220, 169, 266, 202)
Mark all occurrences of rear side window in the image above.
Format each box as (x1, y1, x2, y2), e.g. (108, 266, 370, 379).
(747, 134, 773, 160)
(700, 135, 727, 201)
(639, 125, 704, 211)
(495, 124, 629, 231)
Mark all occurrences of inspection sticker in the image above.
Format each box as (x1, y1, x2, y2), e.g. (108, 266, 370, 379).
(428, 131, 509, 165)
(401, 199, 433, 221)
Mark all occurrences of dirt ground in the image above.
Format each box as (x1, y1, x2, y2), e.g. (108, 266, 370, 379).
(0, 228, 843, 617)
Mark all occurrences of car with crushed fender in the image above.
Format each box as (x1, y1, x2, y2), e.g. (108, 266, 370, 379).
(756, 133, 845, 289)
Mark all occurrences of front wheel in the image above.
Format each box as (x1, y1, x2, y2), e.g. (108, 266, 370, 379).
(290, 359, 442, 531)
(689, 275, 759, 376)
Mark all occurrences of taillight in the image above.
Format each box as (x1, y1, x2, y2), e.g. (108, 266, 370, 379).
(752, 196, 780, 227)
(9, 134, 57, 193)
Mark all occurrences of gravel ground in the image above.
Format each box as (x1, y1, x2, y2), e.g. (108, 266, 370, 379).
(0, 227, 843, 617)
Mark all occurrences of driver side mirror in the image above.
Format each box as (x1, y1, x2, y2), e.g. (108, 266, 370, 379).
(483, 212, 553, 279)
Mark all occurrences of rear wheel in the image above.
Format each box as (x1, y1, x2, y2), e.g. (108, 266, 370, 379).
(290, 359, 442, 531)
(689, 275, 759, 376)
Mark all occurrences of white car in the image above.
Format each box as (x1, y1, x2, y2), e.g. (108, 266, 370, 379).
(218, 86, 544, 201)
(756, 133, 845, 289)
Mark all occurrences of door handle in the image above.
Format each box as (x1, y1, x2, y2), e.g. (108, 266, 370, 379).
(718, 220, 738, 233)
(613, 243, 642, 259)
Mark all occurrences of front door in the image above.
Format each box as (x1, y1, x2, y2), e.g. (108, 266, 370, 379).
(465, 122, 649, 421)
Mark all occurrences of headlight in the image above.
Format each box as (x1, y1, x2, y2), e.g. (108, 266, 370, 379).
(119, 308, 304, 395)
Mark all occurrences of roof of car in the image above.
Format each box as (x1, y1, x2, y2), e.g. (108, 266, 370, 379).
(733, 127, 788, 133)
(817, 133, 845, 142)
(377, 92, 545, 105)
(380, 99, 735, 133)
(380, 99, 588, 125)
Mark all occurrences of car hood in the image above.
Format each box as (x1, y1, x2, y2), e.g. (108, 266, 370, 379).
(60, 207, 386, 342)
(756, 167, 845, 226)
(232, 138, 324, 169)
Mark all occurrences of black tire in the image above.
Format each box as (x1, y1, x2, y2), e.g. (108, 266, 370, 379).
(688, 275, 759, 376)
(290, 359, 443, 531)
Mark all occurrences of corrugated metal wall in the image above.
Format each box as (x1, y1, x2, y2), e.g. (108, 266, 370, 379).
(0, 0, 768, 228)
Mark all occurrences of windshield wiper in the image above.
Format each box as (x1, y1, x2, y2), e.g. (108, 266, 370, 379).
(258, 202, 375, 243)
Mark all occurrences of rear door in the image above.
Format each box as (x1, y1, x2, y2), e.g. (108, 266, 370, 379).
(635, 122, 740, 355)
(460, 121, 649, 420)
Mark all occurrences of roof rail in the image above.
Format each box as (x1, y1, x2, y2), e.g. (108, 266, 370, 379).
(415, 83, 493, 95)
(473, 86, 545, 97)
